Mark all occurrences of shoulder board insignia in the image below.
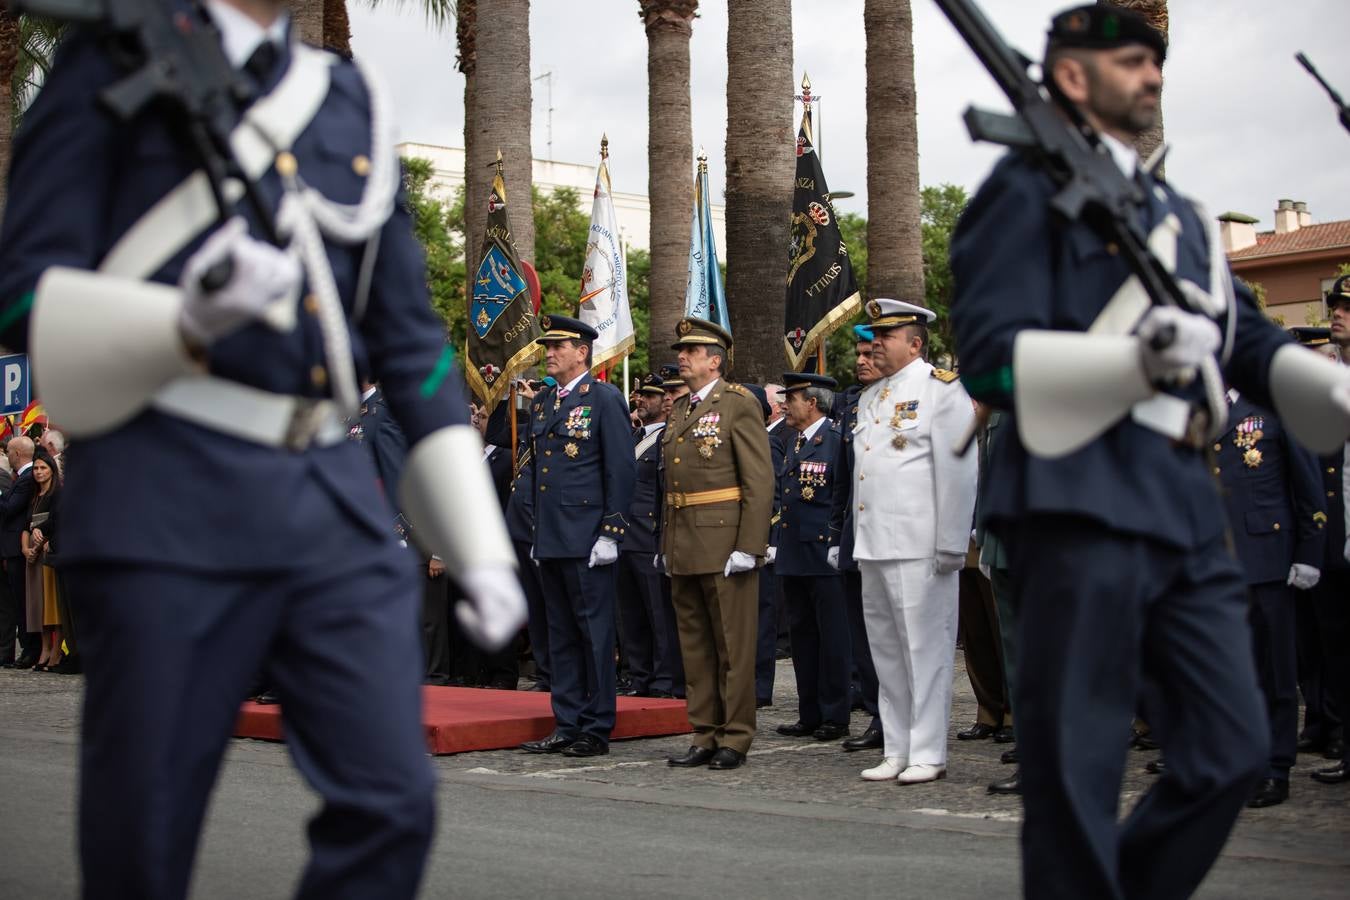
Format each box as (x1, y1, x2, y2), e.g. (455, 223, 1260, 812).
(931, 368, 959, 384)
(580, 383, 590, 395)
(1314, 511, 1329, 524)
(725, 383, 749, 396)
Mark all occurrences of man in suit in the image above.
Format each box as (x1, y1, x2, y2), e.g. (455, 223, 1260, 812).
(772, 373, 852, 742)
(617, 373, 680, 698)
(519, 316, 635, 758)
(829, 325, 884, 752)
(1214, 396, 1325, 807)
(950, 7, 1350, 894)
(0, 3, 526, 894)
(851, 299, 977, 785)
(0, 436, 37, 666)
(1311, 275, 1350, 786)
(662, 318, 774, 771)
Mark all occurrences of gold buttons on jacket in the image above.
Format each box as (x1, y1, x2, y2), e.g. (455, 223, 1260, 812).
(540, 485, 547, 492)
(276, 151, 298, 177)
(1213, 444, 1223, 453)
(1273, 523, 1280, 531)
(1328, 467, 1337, 474)
(1105, 242, 1119, 255)
(310, 365, 328, 387)
(858, 503, 865, 511)
(673, 457, 681, 464)
(1212, 467, 1221, 476)
(352, 154, 372, 176)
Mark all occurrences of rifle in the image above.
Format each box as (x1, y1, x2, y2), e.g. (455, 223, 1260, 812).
(933, 0, 1223, 453)
(1296, 52, 1350, 136)
(11, 0, 279, 284)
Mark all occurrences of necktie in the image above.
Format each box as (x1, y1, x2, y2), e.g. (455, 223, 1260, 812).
(554, 387, 569, 411)
(689, 394, 701, 411)
(244, 41, 279, 85)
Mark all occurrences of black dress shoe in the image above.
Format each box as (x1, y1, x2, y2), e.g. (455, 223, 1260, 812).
(520, 732, 574, 754)
(1296, 734, 1325, 754)
(11, 656, 35, 670)
(776, 720, 818, 737)
(647, 689, 674, 699)
(992, 726, 1016, 744)
(561, 735, 609, 758)
(255, 690, 280, 706)
(1246, 778, 1289, 808)
(525, 681, 551, 692)
(812, 722, 849, 741)
(957, 722, 997, 741)
(1001, 747, 1019, 765)
(667, 745, 716, 767)
(1145, 757, 1166, 775)
(842, 727, 884, 752)
(756, 697, 773, 709)
(707, 747, 746, 770)
(48, 656, 81, 675)
(1310, 761, 1350, 784)
(1323, 738, 1345, 760)
(988, 770, 1021, 795)
(617, 688, 642, 697)
(1133, 733, 1160, 751)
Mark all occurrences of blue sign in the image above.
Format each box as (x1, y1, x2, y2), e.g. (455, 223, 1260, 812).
(0, 353, 30, 416)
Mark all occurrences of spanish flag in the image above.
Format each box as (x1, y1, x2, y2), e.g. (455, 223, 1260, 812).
(19, 400, 45, 430)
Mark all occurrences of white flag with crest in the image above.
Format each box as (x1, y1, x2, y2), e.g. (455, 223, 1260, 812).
(578, 138, 634, 372)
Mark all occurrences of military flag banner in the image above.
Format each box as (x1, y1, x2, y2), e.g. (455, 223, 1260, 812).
(578, 136, 635, 373)
(465, 153, 542, 412)
(784, 76, 860, 371)
(684, 148, 731, 333)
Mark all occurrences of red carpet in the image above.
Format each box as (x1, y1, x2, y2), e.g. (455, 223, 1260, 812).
(235, 686, 691, 754)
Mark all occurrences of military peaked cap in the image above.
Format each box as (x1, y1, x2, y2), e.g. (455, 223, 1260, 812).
(866, 298, 936, 331)
(671, 317, 733, 351)
(783, 372, 838, 393)
(537, 314, 599, 343)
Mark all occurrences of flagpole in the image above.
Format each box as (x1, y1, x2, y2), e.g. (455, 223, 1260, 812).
(509, 383, 519, 471)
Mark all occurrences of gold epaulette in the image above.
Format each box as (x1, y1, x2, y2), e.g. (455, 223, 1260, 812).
(931, 368, 959, 384)
(724, 383, 750, 396)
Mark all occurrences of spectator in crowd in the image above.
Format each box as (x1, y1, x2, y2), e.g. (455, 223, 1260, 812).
(772, 373, 852, 743)
(40, 429, 65, 477)
(851, 300, 977, 785)
(24, 450, 61, 671)
(0, 436, 37, 667)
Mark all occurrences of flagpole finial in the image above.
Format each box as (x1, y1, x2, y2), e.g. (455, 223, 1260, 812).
(490, 148, 504, 173)
(696, 145, 708, 172)
(600, 134, 609, 160)
(801, 72, 811, 91)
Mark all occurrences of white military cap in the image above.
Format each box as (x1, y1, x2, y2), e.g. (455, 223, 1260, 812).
(865, 298, 937, 329)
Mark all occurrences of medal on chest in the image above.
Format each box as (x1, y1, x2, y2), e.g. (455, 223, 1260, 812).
(564, 406, 592, 440)
(797, 460, 827, 500)
(889, 400, 919, 450)
(692, 412, 722, 459)
(1233, 416, 1264, 469)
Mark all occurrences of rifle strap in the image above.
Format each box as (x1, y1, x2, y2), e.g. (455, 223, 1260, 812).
(99, 44, 336, 279)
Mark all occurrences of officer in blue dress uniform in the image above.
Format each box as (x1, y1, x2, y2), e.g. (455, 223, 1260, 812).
(951, 6, 1350, 896)
(519, 316, 636, 757)
(1214, 396, 1325, 807)
(771, 373, 852, 740)
(0, 3, 525, 896)
(829, 324, 884, 751)
(616, 372, 679, 697)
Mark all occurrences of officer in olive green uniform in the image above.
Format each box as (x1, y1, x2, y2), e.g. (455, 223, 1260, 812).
(661, 318, 774, 770)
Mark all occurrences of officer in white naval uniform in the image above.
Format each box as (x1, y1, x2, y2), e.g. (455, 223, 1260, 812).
(852, 299, 978, 784)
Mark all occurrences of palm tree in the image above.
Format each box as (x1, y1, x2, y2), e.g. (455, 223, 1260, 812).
(1, 12, 63, 219)
(0, 8, 20, 216)
(292, 0, 325, 46)
(863, 0, 924, 303)
(324, 0, 353, 58)
(457, 0, 484, 274)
(1098, 0, 1167, 161)
(724, 0, 792, 384)
(638, 0, 697, 356)
(466, 0, 533, 263)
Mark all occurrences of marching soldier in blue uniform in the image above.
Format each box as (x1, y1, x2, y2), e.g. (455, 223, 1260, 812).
(772, 373, 852, 741)
(1214, 396, 1325, 807)
(829, 324, 883, 751)
(951, 6, 1350, 897)
(617, 372, 680, 698)
(0, 2, 526, 896)
(519, 316, 636, 757)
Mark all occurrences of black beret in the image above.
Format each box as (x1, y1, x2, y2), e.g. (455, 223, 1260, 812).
(1328, 274, 1350, 308)
(740, 383, 772, 420)
(1047, 4, 1167, 63)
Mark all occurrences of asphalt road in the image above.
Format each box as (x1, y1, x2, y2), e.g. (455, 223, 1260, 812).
(1, 661, 1346, 898)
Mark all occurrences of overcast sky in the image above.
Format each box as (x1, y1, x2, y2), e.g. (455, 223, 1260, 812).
(351, 0, 1350, 231)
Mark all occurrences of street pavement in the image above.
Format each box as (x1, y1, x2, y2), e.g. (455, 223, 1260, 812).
(1, 655, 1346, 898)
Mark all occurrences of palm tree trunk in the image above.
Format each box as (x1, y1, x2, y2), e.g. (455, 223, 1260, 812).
(724, 0, 792, 384)
(323, 0, 353, 58)
(0, 10, 20, 220)
(458, 0, 483, 280)
(291, 0, 325, 46)
(468, 0, 533, 262)
(1099, 0, 1167, 161)
(639, 1, 697, 357)
(864, 0, 924, 303)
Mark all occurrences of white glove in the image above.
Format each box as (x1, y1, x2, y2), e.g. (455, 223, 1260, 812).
(723, 550, 757, 578)
(456, 564, 527, 651)
(934, 551, 965, 575)
(827, 546, 841, 570)
(1136, 305, 1221, 382)
(588, 536, 618, 568)
(178, 217, 302, 346)
(765, 546, 777, 564)
(1287, 563, 1321, 591)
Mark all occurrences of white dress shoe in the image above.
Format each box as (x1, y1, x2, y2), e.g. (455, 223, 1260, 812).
(896, 764, 947, 784)
(861, 757, 904, 781)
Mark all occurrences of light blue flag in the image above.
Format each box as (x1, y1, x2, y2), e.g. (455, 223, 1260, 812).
(683, 150, 730, 333)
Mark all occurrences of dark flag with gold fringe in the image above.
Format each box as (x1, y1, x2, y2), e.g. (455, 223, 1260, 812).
(465, 152, 542, 412)
(784, 75, 861, 371)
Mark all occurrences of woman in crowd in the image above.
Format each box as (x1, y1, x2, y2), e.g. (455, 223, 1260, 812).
(23, 450, 61, 671)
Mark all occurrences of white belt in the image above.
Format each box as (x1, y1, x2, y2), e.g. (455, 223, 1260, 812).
(153, 376, 346, 451)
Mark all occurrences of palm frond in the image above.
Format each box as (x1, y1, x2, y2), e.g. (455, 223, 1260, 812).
(359, 0, 455, 31)
(11, 16, 66, 129)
